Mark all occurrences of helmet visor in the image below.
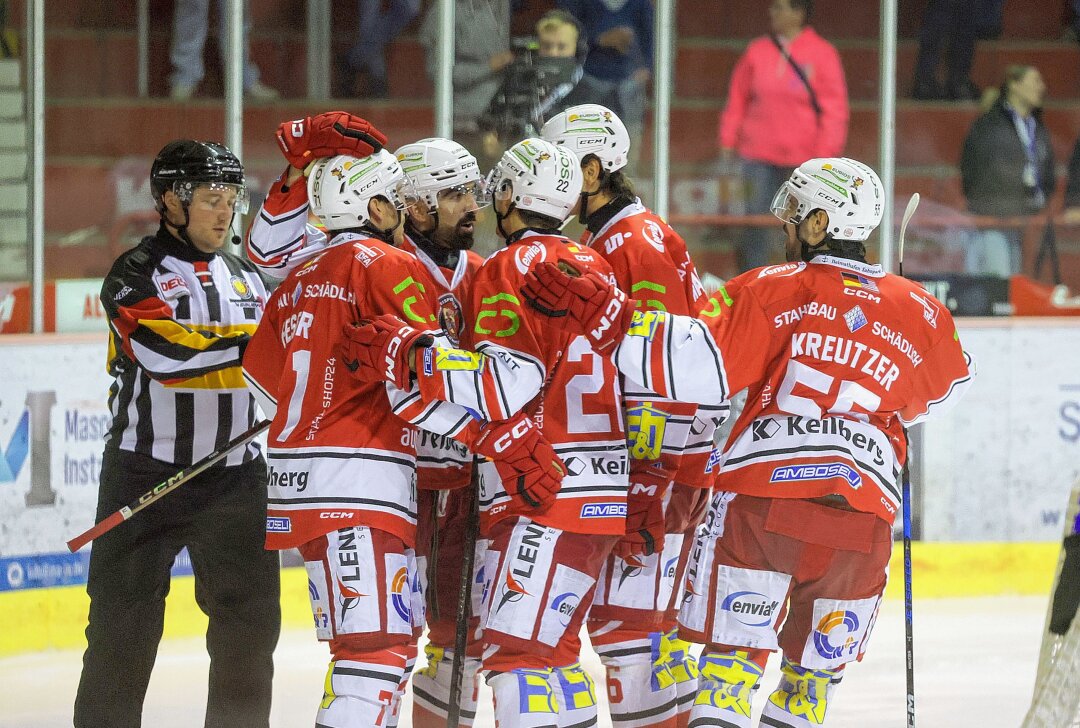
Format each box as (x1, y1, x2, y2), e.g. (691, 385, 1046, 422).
(383, 176, 418, 212)
(436, 179, 492, 211)
(180, 181, 250, 215)
(770, 185, 802, 225)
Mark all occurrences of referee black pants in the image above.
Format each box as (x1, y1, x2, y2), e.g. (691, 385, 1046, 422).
(74, 448, 281, 728)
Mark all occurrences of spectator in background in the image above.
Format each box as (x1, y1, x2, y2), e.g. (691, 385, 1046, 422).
(170, 0, 279, 100)
(1064, 136, 1080, 222)
(337, 0, 421, 99)
(419, 0, 514, 169)
(558, 0, 654, 171)
(911, 0, 989, 101)
(717, 0, 848, 272)
(478, 10, 585, 158)
(960, 64, 1054, 276)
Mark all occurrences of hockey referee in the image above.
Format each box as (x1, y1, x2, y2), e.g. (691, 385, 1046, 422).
(74, 140, 280, 727)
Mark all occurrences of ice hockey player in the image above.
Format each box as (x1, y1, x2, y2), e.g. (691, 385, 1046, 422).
(391, 137, 490, 728)
(340, 137, 632, 727)
(541, 103, 725, 727)
(242, 140, 564, 727)
(521, 157, 975, 727)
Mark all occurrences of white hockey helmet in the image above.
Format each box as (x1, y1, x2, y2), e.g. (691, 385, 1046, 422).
(540, 103, 630, 173)
(394, 138, 490, 212)
(487, 137, 582, 222)
(306, 150, 412, 231)
(770, 157, 884, 242)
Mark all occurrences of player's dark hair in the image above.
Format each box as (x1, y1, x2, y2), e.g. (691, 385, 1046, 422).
(789, 0, 813, 23)
(519, 209, 564, 231)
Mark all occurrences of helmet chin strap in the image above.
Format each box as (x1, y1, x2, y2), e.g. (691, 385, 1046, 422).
(362, 208, 402, 245)
(495, 199, 516, 241)
(798, 227, 831, 263)
(576, 169, 607, 226)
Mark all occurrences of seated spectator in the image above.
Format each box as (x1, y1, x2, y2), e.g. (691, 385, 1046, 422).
(169, 0, 279, 100)
(717, 0, 848, 272)
(478, 10, 585, 156)
(960, 64, 1054, 276)
(336, 0, 421, 99)
(419, 0, 514, 169)
(911, 0, 985, 101)
(558, 0, 654, 171)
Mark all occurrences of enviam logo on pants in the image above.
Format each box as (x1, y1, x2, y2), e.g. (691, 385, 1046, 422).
(813, 610, 861, 660)
(769, 462, 862, 490)
(549, 591, 580, 627)
(719, 591, 780, 628)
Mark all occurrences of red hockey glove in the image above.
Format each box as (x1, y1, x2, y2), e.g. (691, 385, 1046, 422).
(613, 464, 672, 558)
(276, 111, 388, 169)
(521, 262, 635, 354)
(473, 413, 564, 511)
(339, 314, 433, 390)
(614, 496, 666, 559)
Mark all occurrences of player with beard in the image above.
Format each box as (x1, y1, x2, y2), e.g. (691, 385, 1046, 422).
(393, 138, 492, 728)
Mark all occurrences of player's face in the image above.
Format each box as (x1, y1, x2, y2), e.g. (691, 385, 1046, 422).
(539, 25, 578, 58)
(433, 183, 484, 250)
(178, 185, 240, 253)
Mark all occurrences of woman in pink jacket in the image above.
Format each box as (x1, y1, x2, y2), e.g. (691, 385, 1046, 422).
(718, 0, 849, 271)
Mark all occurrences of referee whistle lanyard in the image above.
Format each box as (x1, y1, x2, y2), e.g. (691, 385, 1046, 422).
(1006, 103, 1045, 208)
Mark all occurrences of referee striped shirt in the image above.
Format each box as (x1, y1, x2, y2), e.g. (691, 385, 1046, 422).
(100, 227, 267, 467)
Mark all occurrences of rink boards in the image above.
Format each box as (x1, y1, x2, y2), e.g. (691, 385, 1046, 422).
(0, 319, 1078, 655)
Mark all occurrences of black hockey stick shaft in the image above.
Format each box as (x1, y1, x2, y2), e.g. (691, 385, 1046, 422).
(66, 420, 270, 552)
(898, 193, 920, 728)
(446, 459, 481, 728)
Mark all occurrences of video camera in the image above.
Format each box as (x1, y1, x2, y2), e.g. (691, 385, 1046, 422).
(481, 36, 583, 142)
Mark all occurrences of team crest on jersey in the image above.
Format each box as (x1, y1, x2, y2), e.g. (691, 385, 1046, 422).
(514, 242, 547, 275)
(437, 292, 465, 345)
(641, 219, 666, 252)
(353, 242, 385, 268)
(228, 275, 260, 309)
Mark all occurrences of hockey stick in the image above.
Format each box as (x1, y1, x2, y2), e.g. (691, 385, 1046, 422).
(66, 420, 270, 552)
(447, 458, 481, 728)
(898, 192, 920, 728)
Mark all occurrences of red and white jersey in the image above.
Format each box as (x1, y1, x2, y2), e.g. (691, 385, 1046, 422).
(246, 169, 332, 281)
(615, 255, 975, 523)
(243, 233, 473, 550)
(583, 198, 728, 490)
(411, 230, 629, 536)
(399, 235, 486, 491)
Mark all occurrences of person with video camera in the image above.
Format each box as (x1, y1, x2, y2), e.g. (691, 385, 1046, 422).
(478, 10, 586, 158)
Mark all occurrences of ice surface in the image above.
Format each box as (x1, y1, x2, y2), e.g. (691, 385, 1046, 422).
(0, 596, 1044, 727)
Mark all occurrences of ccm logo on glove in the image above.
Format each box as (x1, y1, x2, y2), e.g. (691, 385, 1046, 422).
(491, 418, 534, 454)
